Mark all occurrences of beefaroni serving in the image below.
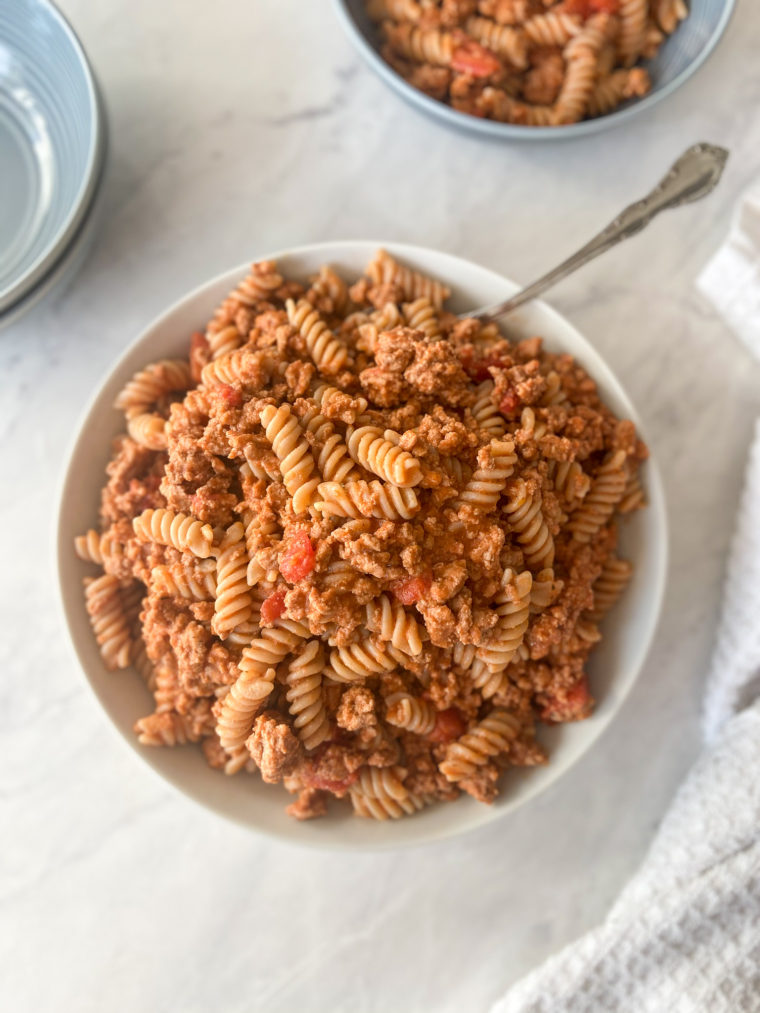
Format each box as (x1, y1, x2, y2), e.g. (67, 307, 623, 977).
(75, 250, 647, 822)
(365, 0, 689, 126)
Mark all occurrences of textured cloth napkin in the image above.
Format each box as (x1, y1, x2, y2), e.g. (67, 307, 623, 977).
(491, 192, 760, 1013)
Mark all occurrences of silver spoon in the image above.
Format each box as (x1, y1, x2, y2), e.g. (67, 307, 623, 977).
(467, 142, 729, 323)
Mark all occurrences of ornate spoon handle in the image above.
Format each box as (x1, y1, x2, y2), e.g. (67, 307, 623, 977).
(468, 142, 729, 322)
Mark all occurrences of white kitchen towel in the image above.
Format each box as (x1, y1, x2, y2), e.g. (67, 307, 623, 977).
(697, 179, 760, 362)
(491, 191, 760, 1013)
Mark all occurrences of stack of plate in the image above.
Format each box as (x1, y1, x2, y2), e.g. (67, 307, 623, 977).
(0, 0, 106, 330)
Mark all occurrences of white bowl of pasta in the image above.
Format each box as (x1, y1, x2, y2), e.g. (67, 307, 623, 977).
(57, 241, 667, 849)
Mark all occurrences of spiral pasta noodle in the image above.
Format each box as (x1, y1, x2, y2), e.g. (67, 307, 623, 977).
(366, 249, 450, 308)
(402, 297, 443, 340)
(216, 666, 278, 754)
(316, 480, 420, 521)
(588, 556, 633, 623)
(365, 594, 424, 656)
(285, 640, 331, 750)
(456, 439, 517, 512)
(502, 479, 555, 570)
(326, 639, 399, 683)
(476, 569, 532, 673)
(347, 426, 422, 488)
(471, 381, 507, 438)
(384, 692, 436, 736)
(286, 298, 349, 375)
(465, 16, 528, 68)
(440, 709, 522, 783)
(151, 561, 217, 601)
(307, 264, 349, 314)
(260, 403, 320, 515)
(114, 359, 191, 418)
(133, 508, 215, 558)
(126, 412, 167, 451)
(350, 766, 424, 820)
(212, 525, 254, 638)
(233, 260, 283, 306)
(84, 574, 132, 670)
(568, 450, 628, 542)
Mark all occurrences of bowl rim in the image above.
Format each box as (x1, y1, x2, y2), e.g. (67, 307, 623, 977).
(332, 0, 737, 141)
(56, 239, 668, 850)
(0, 87, 108, 332)
(0, 0, 107, 313)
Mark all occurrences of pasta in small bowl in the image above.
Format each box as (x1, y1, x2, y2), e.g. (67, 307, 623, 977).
(334, 0, 735, 138)
(57, 241, 667, 848)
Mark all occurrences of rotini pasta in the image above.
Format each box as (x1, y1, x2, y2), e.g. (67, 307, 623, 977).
(212, 524, 254, 638)
(456, 439, 517, 512)
(260, 403, 320, 515)
(477, 569, 532, 673)
(365, 594, 424, 656)
(350, 766, 424, 820)
(368, 1, 684, 126)
(568, 450, 628, 542)
(384, 692, 436, 735)
(126, 412, 167, 451)
(366, 248, 450, 308)
(315, 480, 420, 521)
(439, 709, 522, 783)
(502, 478, 555, 569)
(587, 556, 633, 623)
(326, 638, 399, 683)
(114, 359, 191, 418)
(84, 574, 133, 670)
(133, 508, 215, 558)
(347, 425, 422, 488)
(77, 252, 646, 822)
(403, 297, 443, 339)
(285, 640, 331, 750)
(286, 298, 348, 375)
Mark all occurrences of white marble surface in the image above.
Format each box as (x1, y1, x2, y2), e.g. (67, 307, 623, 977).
(3, 2, 760, 1011)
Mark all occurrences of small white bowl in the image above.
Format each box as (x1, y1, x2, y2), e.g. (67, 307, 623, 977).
(57, 241, 668, 850)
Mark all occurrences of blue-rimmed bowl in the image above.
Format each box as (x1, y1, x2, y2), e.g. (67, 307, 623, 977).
(334, 0, 736, 141)
(0, 0, 105, 315)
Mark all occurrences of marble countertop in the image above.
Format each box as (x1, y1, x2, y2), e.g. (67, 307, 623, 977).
(3, 2, 760, 1011)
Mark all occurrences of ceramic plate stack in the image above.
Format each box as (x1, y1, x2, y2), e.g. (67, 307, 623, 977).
(0, 0, 106, 329)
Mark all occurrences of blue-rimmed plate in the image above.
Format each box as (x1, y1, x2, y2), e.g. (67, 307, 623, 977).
(0, 0, 105, 315)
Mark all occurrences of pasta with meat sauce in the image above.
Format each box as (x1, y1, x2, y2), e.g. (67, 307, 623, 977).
(365, 0, 689, 127)
(75, 251, 646, 821)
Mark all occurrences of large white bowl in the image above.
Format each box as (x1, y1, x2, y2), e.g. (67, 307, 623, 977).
(57, 241, 668, 850)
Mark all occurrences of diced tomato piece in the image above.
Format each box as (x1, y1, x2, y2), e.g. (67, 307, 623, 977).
(189, 331, 210, 383)
(303, 769, 358, 794)
(390, 574, 431, 606)
(260, 589, 286, 624)
(427, 707, 467, 744)
(540, 675, 593, 723)
(459, 348, 511, 383)
(279, 531, 316, 583)
(451, 39, 502, 78)
(498, 388, 521, 416)
(217, 383, 242, 408)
